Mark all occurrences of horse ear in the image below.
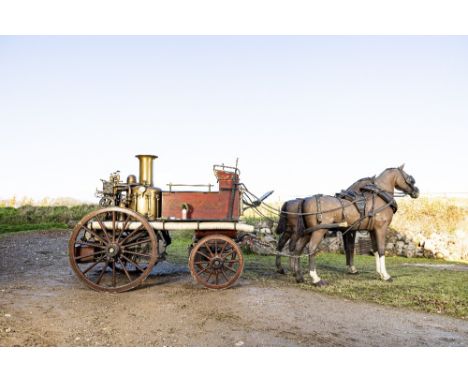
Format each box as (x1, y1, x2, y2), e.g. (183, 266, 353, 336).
(399, 163, 405, 170)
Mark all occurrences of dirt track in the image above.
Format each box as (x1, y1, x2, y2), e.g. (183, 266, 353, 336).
(0, 230, 467, 346)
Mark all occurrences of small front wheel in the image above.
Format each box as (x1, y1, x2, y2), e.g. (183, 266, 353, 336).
(189, 234, 244, 289)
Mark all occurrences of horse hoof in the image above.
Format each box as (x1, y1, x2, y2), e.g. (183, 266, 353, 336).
(313, 280, 328, 287)
(277, 268, 286, 275)
(347, 270, 359, 275)
(385, 277, 394, 283)
(295, 277, 305, 283)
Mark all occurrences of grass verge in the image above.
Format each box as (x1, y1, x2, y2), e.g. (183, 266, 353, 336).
(0, 205, 97, 235)
(169, 231, 468, 319)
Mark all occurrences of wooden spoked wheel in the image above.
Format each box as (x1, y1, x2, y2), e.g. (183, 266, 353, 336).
(69, 207, 158, 292)
(189, 234, 244, 289)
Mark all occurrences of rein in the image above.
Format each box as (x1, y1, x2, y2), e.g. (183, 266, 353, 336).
(242, 182, 405, 220)
(340, 197, 396, 236)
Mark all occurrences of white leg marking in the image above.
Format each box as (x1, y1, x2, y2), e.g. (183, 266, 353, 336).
(374, 251, 381, 275)
(347, 265, 358, 274)
(379, 255, 391, 280)
(309, 270, 321, 283)
(309, 254, 321, 283)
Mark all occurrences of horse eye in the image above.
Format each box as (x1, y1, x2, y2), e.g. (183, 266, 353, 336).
(409, 176, 415, 184)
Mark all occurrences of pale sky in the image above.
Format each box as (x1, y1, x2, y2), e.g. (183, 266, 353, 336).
(0, 36, 467, 203)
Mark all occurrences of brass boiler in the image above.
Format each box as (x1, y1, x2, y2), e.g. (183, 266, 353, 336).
(129, 155, 162, 220)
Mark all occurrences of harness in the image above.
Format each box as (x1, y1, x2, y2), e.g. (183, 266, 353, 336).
(335, 190, 367, 219)
(296, 194, 324, 236)
(297, 185, 398, 235)
(315, 194, 323, 223)
(360, 184, 398, 213)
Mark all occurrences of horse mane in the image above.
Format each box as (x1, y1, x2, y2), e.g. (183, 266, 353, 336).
(346, 176, 375, 191)
(355, 176, 375, 183)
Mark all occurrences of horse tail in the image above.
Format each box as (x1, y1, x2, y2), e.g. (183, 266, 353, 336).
(275, 201, 289, 235)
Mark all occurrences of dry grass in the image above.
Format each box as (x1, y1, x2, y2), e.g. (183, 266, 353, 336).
(392, 197, 467, 236)
(0, 196, 87, 208)
(243, 196, 468, 237)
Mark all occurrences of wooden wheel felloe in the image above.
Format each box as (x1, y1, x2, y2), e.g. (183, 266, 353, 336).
(189, 234, 244, 289)
(68, 207, 159, 292)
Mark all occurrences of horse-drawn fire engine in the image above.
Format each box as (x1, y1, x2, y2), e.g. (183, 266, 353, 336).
(69, 154, 271, 292)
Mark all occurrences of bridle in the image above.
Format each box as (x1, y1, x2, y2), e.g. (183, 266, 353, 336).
(396, 167, 418, 197)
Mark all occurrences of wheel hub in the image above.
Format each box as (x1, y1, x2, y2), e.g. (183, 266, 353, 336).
(210, 256, 224, 270)
(106, 243, 121, 258)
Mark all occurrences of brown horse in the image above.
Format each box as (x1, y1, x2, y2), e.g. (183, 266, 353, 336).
(275, 165, 419, 286)
(275, 175, 376, 275)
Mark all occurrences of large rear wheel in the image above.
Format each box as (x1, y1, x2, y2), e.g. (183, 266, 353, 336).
(69, 207, 158, 292)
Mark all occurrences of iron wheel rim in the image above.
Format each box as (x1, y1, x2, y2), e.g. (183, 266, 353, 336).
(68, 207, 158, 292)
(189, 234, 244, 290)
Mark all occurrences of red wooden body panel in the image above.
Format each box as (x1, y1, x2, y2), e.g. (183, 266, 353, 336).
(161, 169, 241, 221)
(161, 191, 240, 220)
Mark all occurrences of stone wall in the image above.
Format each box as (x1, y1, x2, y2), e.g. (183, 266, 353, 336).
(307, 229, 467, 260)
(246, 220, 467, 261)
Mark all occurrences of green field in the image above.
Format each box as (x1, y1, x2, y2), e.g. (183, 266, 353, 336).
(0, 205, 96, 234)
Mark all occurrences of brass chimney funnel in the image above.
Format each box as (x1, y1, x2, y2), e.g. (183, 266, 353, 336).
(136, 154, 158, 186)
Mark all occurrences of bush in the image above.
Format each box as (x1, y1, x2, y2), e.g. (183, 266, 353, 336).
(0, 205, 98, 232)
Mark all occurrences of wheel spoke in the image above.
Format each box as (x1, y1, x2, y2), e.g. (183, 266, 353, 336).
(196, 266, 210, 276)
(75, 241, 106, 249)
(220, 268, 229, 282)
(95, 261, 110, 285)
(112, 261, 116, 287)
(129, 231, 148, 244)
(80, 224, 108, 245)
(224, 264, 239, 274)
(204, 242, 215, 257)
(82, 257, 106, 274)
(123, 238, 153, 248)
(120, 224, 144, 245)
(120, 254, 146, 273)
(118, 258, 133, 282)
(112, 211, 116, 242)
(221, 250, 235, 260)
(95, 214, 111, 243)
(196, 251, 211, 260)
(74, 249, 106, 261)
(123, 249, 152, 258)
(219, 241, 228, 255)
(116, 214, 131, 242)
